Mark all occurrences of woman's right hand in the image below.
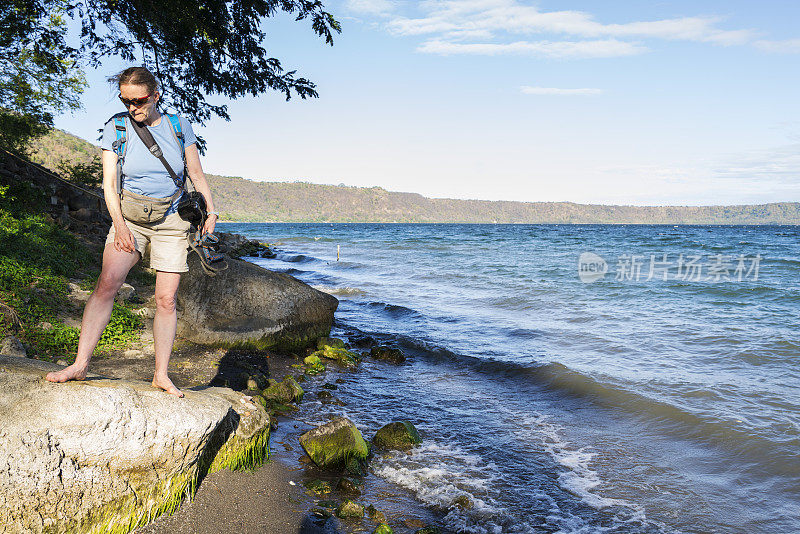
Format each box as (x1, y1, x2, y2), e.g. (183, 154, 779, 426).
(114, 221, 136, 253)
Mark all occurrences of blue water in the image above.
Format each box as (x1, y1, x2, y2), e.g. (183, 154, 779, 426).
(221, 223, 800, 533)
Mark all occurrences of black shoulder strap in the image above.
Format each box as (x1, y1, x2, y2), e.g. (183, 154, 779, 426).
(128, 118, 185, 190)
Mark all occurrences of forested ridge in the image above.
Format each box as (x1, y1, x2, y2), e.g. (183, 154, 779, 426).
(31, 128, 800, 225)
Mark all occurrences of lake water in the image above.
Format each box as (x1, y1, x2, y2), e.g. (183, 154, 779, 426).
(219, 222, 800, 534)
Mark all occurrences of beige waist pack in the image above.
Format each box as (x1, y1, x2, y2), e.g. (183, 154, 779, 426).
(120, 189, 183, 224)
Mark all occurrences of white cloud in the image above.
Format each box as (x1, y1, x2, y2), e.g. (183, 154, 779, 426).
(418, 39, 646, 58)
(345, 0, 395, 16)
(754, 38, 800, 53)
(387, 1, 753, 45)
(521, 86, 603, 96)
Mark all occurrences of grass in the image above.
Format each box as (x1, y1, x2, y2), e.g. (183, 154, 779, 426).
(0, 177, 143, 360)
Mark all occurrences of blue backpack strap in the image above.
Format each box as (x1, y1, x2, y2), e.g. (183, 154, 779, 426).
(166, 113, 191, 190)
(109, 112, 128, 195)
(166, 113, 185, 155)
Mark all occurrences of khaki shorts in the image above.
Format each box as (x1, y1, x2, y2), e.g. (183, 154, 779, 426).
(106, 212, 191, 272)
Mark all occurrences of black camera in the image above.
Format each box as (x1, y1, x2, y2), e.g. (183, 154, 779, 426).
(177, 191, 207, 227)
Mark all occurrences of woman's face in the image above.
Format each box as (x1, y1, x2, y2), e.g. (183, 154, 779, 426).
(119, 83, 159, 123)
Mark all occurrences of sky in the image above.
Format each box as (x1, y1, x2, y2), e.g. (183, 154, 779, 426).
(55, 1, 800, 206)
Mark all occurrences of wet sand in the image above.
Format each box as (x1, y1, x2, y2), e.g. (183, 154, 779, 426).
(135, 458, 311, 534)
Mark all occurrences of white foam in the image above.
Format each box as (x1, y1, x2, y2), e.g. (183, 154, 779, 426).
(311, 284, 367, 296)
(513, 412, 654, 529)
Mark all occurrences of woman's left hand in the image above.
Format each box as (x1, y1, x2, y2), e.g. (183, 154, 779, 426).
(202, 213, 217, 235)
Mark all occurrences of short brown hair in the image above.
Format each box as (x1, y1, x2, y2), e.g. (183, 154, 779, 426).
(108, 66, 160, 94)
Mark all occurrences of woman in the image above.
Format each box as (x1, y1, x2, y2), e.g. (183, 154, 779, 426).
(45, 66, 218, 398)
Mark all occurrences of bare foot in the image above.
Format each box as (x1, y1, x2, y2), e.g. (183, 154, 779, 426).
(152, 376, 184, 398)
(45, 363, 88, 383)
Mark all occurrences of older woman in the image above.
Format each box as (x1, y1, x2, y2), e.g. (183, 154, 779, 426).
(46, 66, 218, 397)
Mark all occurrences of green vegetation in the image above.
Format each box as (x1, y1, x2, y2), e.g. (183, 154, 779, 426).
(0, 169, 142, 361)
(0, 4, 85, 153)
(3, 0, 340, 153)
(205, 174, 800, 224)
(23, 128, 800, 225)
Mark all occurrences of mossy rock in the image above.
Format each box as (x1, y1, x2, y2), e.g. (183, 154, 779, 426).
(345, 456, 367, 477)
(303, 353, 326, 375)
(452, 495, 474, 510)
(366, 504, 387, 524)
(303, 479, 332, 495)
(317, 337, 345, 349)
(304, 354, 322, 366)
(261, 376, 304, 404)
(316, 346, 360, 368)
(370, 345, 406, 364)
(246, 372, 268, 391)
(373, 524, 393, 534)
(373, 421, 422, 451)
(336, 499, 364, 519)
(299, 417, 369, 469)
(336, 477, 363, 495)
(414, 528, 441, 534)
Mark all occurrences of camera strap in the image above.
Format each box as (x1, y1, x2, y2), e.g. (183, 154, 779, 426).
(128, 117, 186, 191)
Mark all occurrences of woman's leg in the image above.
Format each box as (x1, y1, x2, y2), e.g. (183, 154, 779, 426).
(46, 243, 140, 382)
(151, 270, 184, 397)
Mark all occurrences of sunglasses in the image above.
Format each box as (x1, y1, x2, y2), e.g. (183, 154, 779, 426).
(118, 92, 154, 107)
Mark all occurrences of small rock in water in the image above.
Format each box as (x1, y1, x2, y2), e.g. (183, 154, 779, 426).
(403, 518, 425, 529)
(317, 337, 345, 350)
(299, 417, 369, 469)
(370, 345, 405, 364)
(373, 421, 422, 451)
(452, 495, 474, 510)
(303, 479, 332, 495)
(366, 504, 387, 524)
(373, 524, 393, 534)
(350, 335, 377, 348)
(414, 528, 441, 534)
(322, 383, 338, 390)
(336, 500, 364, 519)
(336, 477, 363, 495)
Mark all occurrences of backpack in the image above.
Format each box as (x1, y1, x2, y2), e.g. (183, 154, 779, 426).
(109, 112, 187, 195)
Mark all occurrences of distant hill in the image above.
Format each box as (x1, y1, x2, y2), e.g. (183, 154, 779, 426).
(28, 128, 800, 225)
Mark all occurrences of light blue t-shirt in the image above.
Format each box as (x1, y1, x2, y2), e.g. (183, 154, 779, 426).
(101, 113, 197, 215)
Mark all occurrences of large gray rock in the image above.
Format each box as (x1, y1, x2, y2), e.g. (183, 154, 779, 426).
(0, 355, 270, 534)
(177, 255, 338, 351)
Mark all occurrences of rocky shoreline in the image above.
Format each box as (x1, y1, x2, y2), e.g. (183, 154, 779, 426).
(0, 151, 447, 533)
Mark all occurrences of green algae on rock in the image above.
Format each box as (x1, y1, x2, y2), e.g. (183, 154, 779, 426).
(373, 524, 394, 534)
(299, 417, 369, 469)
(311, 345, 360, 368)
(373, 421, 422, 451)
(336, 476, 363, 495)
(303, 479, 333, 495)
(260, 375, 304, 404)
(336, 499, 365, 519)
(0, 356, 270, 534)
(303, 353, 326, 375)
(366, 504, 387, 524)
(317, 336, 346, 349)
(370, 345, 406, 364)
(177, 255, 338, 352)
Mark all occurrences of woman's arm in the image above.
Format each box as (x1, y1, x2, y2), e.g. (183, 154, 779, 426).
(102, 150, 136, 253)
(184, 143, 218, 235)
